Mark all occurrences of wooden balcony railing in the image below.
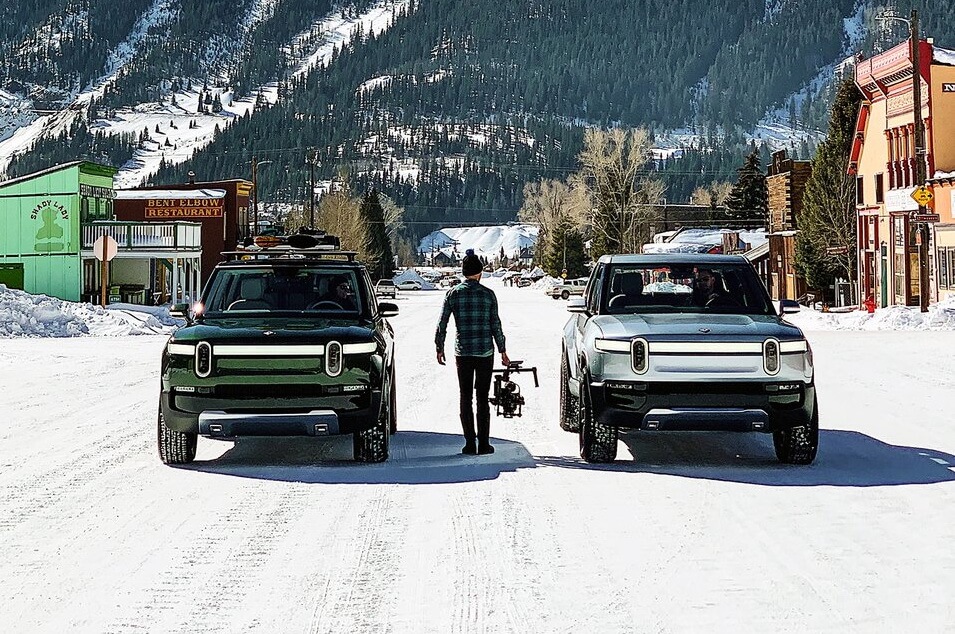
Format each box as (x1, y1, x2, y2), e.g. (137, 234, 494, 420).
(82, 221, 201, 251)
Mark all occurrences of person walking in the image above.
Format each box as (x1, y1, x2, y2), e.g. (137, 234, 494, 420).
(435, 249, 509, 455)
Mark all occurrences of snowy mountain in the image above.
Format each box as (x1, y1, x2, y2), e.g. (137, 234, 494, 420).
(418, 224, 538, 261)
(0, 0, 409, 187)
(2, 0, 955, 229)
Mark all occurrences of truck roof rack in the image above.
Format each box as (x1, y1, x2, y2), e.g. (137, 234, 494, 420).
(221, 229, 358, 262)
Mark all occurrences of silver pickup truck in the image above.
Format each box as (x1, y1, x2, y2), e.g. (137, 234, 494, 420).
(560, 254, 817, 464)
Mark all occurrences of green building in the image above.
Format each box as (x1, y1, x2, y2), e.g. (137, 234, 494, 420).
(0, 161, 203, 305)
(0, 161, 117, 301)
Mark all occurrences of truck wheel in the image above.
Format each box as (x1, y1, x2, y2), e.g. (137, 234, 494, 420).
(561, 290, 570, 300)
(578, 373, 617, 463)
(773, 395, 819, 465)
(354, 397, 390, 463)
(559, 350, 579, 432)
(157, 406, 197, 465)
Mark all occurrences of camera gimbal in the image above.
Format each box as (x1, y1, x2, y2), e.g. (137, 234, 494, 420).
(489, 360, 539, 418)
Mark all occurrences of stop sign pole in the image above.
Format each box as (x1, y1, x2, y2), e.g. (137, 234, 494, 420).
(100, 236, 108, 307)
(93, 233, 119, 307)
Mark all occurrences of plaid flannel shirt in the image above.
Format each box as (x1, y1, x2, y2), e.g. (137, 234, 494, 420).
(435, 280, 506, 357)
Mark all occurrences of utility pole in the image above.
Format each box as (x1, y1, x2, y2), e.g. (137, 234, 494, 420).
(308, 148, 316, 229)
(910, 9, 930, 312)
(251, 156, 258, 237)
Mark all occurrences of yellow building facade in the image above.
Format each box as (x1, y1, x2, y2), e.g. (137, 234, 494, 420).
(851, 39, 955, 306)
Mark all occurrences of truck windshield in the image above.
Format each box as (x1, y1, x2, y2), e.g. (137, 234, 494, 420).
(202, 267, 363, 316)
(601, 263, 774, 316)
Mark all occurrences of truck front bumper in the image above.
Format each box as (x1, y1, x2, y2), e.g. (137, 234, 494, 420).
(588, 379, 815, 432)
(160, 389, 383, 437)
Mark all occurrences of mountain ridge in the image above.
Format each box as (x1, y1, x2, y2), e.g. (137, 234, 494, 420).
(2, 0, 953, 237)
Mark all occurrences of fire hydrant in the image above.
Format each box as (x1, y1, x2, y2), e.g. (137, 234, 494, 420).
(863, 295, 876, 314)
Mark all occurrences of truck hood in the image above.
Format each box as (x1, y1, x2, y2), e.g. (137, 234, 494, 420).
(171, 318, 377, 345)
(592, 313, 803, 340)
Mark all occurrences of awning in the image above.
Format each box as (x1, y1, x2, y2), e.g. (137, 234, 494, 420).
(743, 241, 769, 262)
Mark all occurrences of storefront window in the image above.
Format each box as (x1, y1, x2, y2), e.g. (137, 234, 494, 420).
(940, 248, 955, 291)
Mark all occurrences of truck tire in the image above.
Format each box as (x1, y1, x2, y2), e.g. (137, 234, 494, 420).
(561, 290, 570, 300)
(773, 395, 819, 465)
(157, 406, 197, 465)
(578, 373, 617, 463)
(354, 398, 390, 463)
(559, 350, 579, 432)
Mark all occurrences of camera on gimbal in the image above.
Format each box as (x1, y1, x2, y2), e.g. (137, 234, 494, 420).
(489, 360, 539, 418)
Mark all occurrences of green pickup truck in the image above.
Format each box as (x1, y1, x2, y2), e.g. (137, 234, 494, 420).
(158, 239, 398, 464)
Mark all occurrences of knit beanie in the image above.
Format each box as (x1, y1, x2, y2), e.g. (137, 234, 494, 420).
(462, 249, 483, 277)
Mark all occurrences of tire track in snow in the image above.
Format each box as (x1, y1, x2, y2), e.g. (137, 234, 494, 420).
(104, 482, 306, 633)
(306, 486, 409, 633)
(0, 385, 152, 530)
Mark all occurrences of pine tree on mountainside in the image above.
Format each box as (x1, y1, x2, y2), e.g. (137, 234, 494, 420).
(794, 78, 862, 300)
(725, 147, 768, 223)
(359, 189, 394, 281)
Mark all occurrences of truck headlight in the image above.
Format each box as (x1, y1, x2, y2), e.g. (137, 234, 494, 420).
(594, 338, 630, 353)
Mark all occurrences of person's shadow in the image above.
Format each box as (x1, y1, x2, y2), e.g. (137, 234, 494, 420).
(183, 431, 536, 484)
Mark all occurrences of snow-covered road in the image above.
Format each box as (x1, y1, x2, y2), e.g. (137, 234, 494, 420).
(3, 280, 955, 632)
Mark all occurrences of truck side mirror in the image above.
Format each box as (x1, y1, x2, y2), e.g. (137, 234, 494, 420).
(779, 299, 800, 315)
(567, 299, 587, 313)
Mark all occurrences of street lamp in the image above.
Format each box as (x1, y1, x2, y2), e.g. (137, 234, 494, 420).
(250, 157, 273, 237)
(877, 9, 930, 311)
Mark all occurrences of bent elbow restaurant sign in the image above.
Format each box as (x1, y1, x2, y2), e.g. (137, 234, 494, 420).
(144, 196, 224, 218)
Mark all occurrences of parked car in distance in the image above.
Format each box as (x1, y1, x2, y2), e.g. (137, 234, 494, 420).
(375, 279, 397, 299)
(550, 277, 588, 300)
(560, 254, 817, 465)
(439, 275, 461, 288)
(396, 279, 422, 291)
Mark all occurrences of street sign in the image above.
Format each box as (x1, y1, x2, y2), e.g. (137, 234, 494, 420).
(912, 213, 940, 223)
(910, 186, 934, 207)
(92, 235, 118, 262)
(825, 246, 849, 255)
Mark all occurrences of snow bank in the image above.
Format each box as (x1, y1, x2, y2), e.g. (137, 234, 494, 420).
(786, 298, 955, 331)
(0, 285, 181, 338)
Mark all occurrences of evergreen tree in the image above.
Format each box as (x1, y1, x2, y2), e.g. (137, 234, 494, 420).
(794, 78, 862, 301)
(542, 221, 587, 278)
(725, 147, 768, 223)
(359, 189, 394, 281)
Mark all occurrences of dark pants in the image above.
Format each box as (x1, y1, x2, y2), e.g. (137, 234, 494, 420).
(455, 355, 494, 444)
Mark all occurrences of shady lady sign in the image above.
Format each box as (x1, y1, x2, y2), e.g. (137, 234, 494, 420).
(31, 199, 70, 253)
